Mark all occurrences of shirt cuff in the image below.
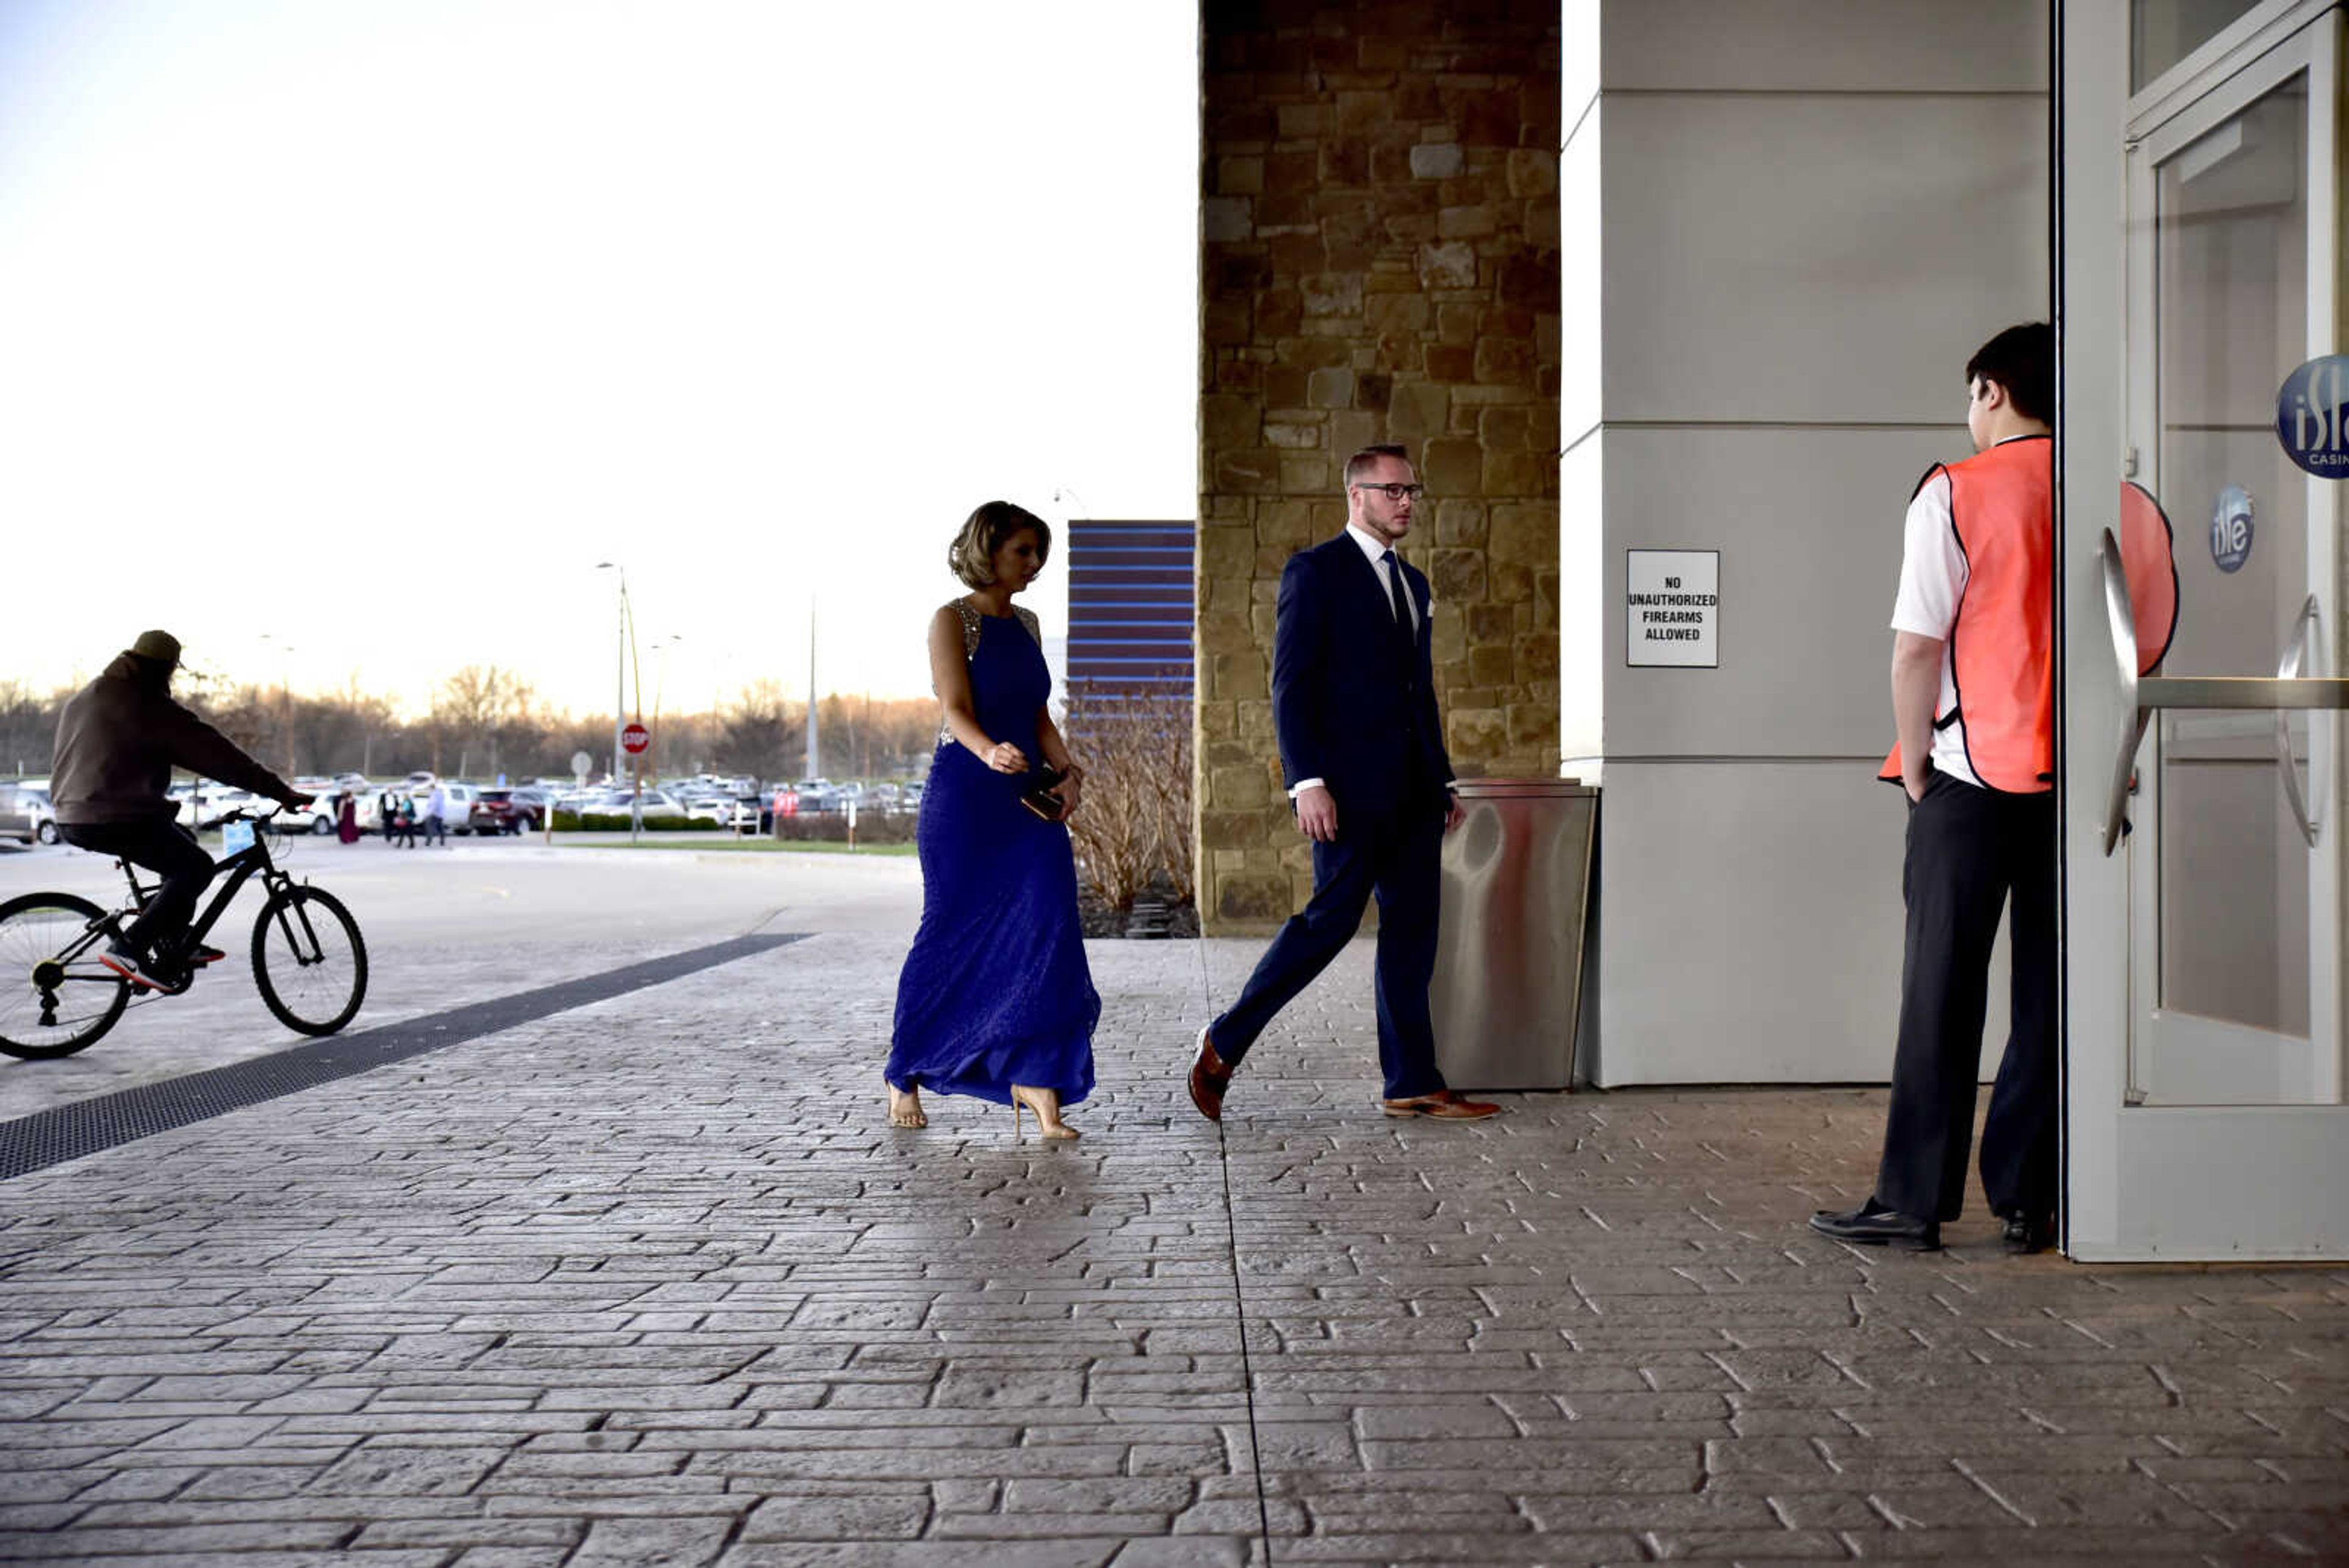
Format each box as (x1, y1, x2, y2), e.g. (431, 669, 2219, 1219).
(1288, 778, 1326, 797)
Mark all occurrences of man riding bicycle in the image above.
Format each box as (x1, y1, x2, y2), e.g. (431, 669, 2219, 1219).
(51, 631, 314, 989)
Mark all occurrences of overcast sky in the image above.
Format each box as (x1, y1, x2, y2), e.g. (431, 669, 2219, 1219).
(0, 1, 1196, 719)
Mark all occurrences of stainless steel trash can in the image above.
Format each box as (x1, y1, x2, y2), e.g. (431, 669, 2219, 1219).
(1430, 778, 1597, 1091)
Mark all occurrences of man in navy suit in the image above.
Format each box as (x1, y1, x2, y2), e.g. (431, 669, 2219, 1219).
(1189, 444, 1500, 1121)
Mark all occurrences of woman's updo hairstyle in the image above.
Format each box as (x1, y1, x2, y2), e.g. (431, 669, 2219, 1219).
(948, 500, 1052, 589)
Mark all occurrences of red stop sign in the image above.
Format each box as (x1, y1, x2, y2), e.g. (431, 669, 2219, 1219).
(620, 723, 651, 756)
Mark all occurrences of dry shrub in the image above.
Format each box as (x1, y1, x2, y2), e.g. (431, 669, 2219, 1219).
(1063, 691, 1193, 916)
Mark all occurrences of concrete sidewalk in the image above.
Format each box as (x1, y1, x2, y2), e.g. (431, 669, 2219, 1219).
(0, 935, 2342, 1566)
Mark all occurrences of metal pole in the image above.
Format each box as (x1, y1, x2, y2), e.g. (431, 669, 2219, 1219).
(614, 578, 625, 789)
(806, 604, 818, 782)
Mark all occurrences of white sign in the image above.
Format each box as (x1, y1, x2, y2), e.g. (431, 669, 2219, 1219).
(1627, 549, 1720, 667)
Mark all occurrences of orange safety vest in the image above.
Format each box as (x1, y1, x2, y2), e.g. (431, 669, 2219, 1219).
(1879, 440, 2180, 793)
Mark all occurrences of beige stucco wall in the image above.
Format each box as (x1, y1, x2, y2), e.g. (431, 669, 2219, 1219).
(1564, 0, 2052, 1082)
(1197, 1, 1563, 934)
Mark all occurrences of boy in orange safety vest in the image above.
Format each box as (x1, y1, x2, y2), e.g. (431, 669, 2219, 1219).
(1813, 323, 2059, 1256)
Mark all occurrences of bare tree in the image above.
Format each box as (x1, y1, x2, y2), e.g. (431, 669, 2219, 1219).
(1062, 688, 1195, 915)
(431, 665, 541, 779)
(716, 681, 804, 782)
(0, 681, 67, 778)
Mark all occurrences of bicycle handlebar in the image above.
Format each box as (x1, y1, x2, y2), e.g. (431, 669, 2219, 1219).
(196, 806, 284, 833)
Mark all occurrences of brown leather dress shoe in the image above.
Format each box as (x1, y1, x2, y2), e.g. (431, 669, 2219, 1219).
(1381, 1090, 1501, 1120)
(1189, 1027, 1233, 1122)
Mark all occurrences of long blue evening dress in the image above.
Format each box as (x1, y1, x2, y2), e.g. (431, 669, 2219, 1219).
(886, 601, 1099, 1107)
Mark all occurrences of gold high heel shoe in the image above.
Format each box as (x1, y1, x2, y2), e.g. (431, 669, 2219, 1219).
(1009, 1085, 1080, 1142)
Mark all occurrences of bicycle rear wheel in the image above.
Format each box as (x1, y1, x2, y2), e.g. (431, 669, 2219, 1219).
(251, 886, 368, 1036)
(0, 893, 130, 1059)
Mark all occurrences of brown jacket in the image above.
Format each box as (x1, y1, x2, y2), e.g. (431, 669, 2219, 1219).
(51, 655, 294, 826)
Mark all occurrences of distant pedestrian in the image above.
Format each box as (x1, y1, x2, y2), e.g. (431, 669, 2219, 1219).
(390, 795, 417, 848)
(421, 782, 450, 847)
(335, 791, 360, 845)
(377, 790, 395, 844)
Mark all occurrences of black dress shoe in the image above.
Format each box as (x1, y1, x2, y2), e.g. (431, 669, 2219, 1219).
(1809, 1197, 1940, 1251)
(2000, 1212, 2055, 1255)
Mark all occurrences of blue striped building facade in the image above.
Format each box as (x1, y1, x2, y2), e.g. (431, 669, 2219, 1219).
(1064, 520, 1194, 703)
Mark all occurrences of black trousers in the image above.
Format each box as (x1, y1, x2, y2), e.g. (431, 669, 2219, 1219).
(56, 819, 213, 959)
(1209, 798, 1448, 1101)
(1876, 771, 2058, 1224)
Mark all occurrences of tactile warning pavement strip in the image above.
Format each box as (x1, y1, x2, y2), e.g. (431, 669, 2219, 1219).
(0, 931, 807, 1181)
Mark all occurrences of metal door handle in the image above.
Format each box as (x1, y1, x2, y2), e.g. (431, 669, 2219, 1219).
(2276, 595, 2325, 847)
(2098, 529, 2146, 855)
(2100, 530, 2349, 856)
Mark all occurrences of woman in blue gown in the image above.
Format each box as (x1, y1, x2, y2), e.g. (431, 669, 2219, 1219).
(885, 501, 1099, 1140)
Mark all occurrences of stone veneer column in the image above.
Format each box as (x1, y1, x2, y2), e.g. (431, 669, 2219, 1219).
(1197, 1, 1562, 933)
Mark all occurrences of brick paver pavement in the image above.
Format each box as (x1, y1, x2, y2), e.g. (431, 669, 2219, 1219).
(1, 934, 2342, 1565)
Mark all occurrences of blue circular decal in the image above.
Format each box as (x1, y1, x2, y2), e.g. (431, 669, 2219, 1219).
(2276, 355, 2349, 477)
(2210, 484, 2253, 574)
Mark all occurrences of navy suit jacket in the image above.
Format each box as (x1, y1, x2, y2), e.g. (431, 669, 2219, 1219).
(1271, 533, 1453, 812)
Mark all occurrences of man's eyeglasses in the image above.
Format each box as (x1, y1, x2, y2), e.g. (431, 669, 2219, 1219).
(1351, 483, 1426, 502)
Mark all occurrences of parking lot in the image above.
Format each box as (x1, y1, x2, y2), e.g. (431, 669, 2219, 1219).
(0, 836, 920, 1122)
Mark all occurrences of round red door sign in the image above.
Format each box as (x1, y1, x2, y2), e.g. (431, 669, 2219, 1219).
(620, 723, 651, 755)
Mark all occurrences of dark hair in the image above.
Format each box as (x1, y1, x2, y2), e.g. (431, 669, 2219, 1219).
(1966, 322, 2054, 425)
(1343, 443, 1410, 489)
(948, 500, 1052, 588)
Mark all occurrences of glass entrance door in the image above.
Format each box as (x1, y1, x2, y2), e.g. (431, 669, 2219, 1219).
(2128, 35, 2339, 1106)
(2061, 0, 2347, 1260)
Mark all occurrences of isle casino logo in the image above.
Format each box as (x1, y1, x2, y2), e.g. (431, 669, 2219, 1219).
(2277, 355, 2349, 478)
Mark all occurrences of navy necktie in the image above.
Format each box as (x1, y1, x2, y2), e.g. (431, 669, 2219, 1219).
(1381, 549, 1414, 652)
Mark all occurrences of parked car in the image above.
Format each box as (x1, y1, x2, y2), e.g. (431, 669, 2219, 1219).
(195, 789, 267, 828)
(0, 783, 44, 845)
(470, 787, 545, 834)
(169, 785, 240, 828)
(559, 788, 685, 822)
(683, 794, 756, 828)
(18, 786, 59, 844)
(629, 789, 688, 822)
(281, 795, 340, 834)
(436, 782, 481, 832)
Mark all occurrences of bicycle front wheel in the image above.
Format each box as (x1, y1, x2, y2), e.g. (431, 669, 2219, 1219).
(0, 893, 129, 1059)
(251, 886, 368, 1036)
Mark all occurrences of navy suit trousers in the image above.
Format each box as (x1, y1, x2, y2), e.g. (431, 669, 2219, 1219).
(1209, 800, 1449, 1101)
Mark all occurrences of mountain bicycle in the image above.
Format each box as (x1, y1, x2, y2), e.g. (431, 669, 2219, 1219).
(0, 808, 368, 1060)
